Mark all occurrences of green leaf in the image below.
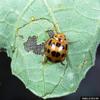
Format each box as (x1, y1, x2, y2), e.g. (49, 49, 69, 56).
(0, 0, 100, 99)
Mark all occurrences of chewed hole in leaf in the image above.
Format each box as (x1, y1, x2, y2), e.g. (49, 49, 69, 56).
(33, 42, 44, 55)
(46, 30, 55, 38)
(23, 29, 56, 55)
(24, 35, 44, 55)
(24, 36, 37, 52)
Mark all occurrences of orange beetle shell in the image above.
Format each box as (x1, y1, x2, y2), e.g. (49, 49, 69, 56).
(44, 33, 68, 63)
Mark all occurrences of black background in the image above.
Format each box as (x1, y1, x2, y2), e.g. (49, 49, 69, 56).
(0, 44, 100, 100)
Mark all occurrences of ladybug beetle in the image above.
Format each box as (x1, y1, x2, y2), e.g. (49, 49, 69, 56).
(44, 31, 68, 63)
(19, 16, 68, 64)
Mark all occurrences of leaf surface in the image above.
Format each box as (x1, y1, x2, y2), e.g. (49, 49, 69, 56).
(0, 0, 100, 99)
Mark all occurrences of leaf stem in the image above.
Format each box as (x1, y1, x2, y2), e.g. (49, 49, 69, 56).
(43, 0, 60, 32)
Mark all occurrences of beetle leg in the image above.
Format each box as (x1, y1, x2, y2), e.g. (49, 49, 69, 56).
(60, 62, 65, 66)
(42, 55, 48, 64)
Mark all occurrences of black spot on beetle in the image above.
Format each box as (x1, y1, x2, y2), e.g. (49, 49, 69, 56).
(62, 54, 65, 58)
(56, 52, 60, 57)
(48, 40, 52, 45)
(51, 51, 56, 57)
(56, 42, 61, 47)
(62, 45, 65, 49)
(51, 51, 60, 57)
(58, 38, 61, 42)
(47, 49, 50, 53)
(66, 44, 68, 50)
